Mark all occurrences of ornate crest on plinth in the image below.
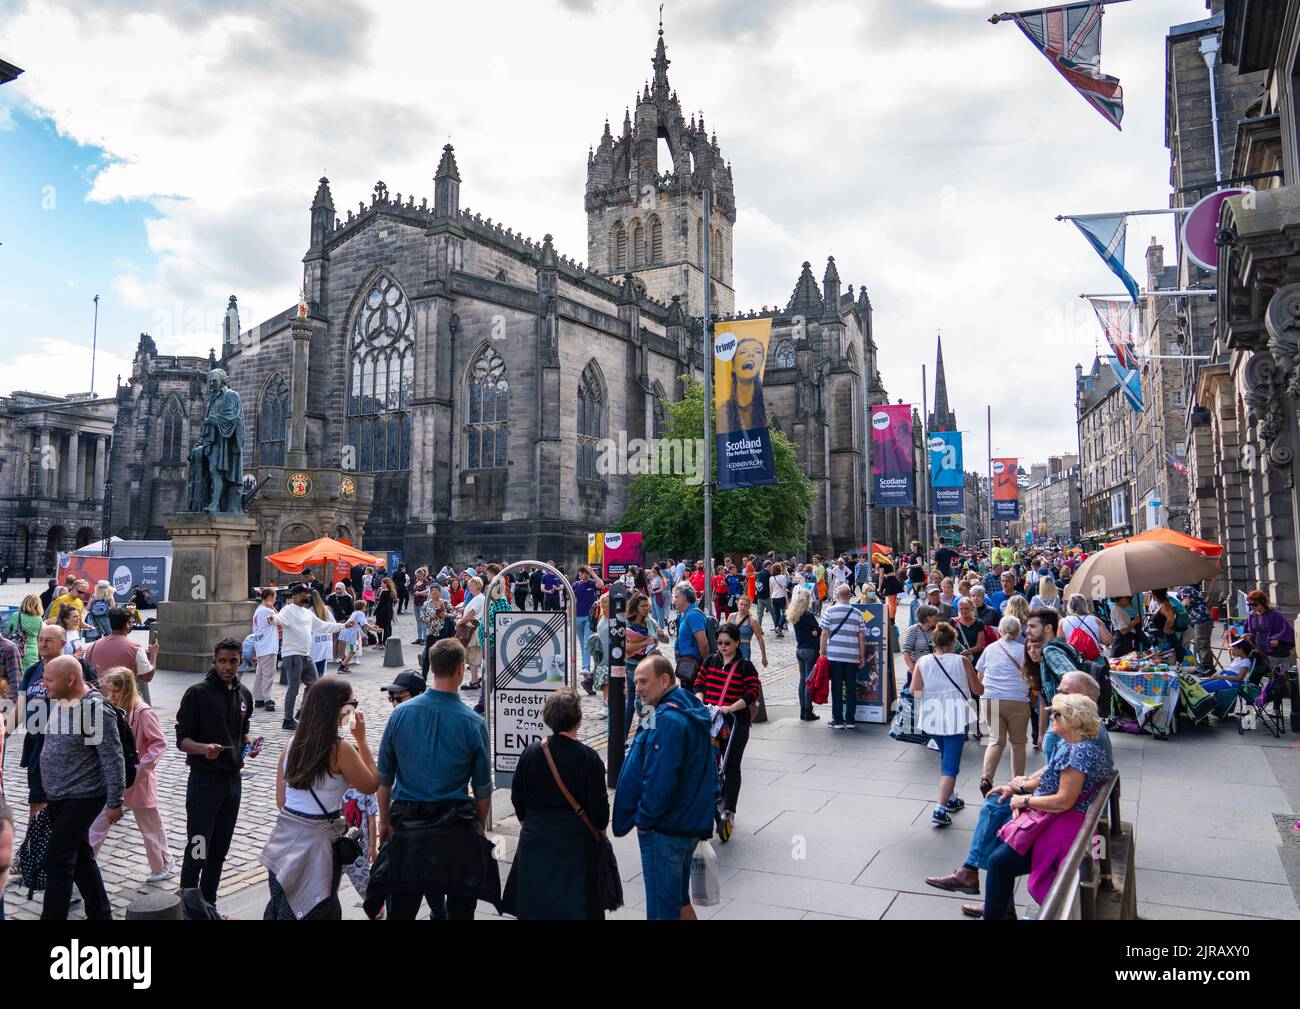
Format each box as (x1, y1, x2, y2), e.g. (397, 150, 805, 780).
(287, 472, 313, 498)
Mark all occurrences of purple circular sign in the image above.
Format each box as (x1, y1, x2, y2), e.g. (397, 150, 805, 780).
(1181, 188, 1248, 271)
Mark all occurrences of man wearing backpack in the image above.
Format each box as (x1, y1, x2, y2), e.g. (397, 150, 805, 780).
(37, 655, 124, 920)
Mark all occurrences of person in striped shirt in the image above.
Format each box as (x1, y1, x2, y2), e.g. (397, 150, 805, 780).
(693, 625, 763, 839)
(818, 583, 867, 729)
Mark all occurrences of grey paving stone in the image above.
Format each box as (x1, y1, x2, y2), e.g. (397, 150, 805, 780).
(720, 868, 896, 919)
(708, 899, 808, 920)
(714, 829, 875, 883)
(769, 770, 910, 798)
(1134, 834, 1289, 884)
(1136, 868, 1300, 919)
(819, 792, 935, 825)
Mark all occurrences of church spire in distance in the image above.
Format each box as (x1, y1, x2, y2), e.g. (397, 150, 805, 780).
(929, 330, 957, 432)
(652, 4, 671, 97)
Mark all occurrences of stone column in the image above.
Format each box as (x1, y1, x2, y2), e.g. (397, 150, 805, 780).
(39, 428, 53, 498)
(94, 435, 108, 495)
(65, 431, 78, 499)
(75, 435, 88, 500)
(287, 317, 311, 469)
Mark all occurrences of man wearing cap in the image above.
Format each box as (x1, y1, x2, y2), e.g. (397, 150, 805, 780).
(381, 671, 426, 709)
(271, 582, 342, 731)
(926, 585, 954, 623)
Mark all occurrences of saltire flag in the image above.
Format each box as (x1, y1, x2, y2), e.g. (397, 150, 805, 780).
(1073, 214, 1141, 303)
(1105, 354, 1144, 413)
(1166, 452, 1188, 476)
(999, 3, 1124, 129)
(1088, 297, 1140, 368)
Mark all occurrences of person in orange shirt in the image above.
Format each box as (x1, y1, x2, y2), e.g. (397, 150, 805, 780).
(745, 557, 757, 601)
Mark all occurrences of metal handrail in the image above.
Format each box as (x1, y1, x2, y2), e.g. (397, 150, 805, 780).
(1037, 769, 1122, 920)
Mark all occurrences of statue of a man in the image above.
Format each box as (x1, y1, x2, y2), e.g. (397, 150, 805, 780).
(187, 368, 245, 514)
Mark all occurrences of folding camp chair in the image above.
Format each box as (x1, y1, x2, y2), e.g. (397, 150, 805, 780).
(1236, 655, 1289, 738)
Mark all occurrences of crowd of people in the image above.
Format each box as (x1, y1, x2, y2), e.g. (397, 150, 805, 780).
(0, 536, 1293, 922)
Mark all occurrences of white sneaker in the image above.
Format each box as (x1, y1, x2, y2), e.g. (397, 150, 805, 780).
(147, 859, 177, 883)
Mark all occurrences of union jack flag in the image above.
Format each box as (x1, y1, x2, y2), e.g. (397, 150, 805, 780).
(1002, 3, 1124, 130)
(1089, 297, 1139, 369)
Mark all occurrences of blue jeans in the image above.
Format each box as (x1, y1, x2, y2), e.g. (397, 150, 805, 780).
(637, 831, 696, 920)
(651, 597, 665, 628)
(414, 608, 426, 641)
(830, 661, 858, 724)
(965, 793, 1015, 871)
(577, 615, 592, 671)
(935, 733, 965, 778)
(1043, 730, 1061, 762)
(796, 648, 818, 714)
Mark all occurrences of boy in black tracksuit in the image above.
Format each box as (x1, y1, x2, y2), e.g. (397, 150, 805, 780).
(175, 638, 254, 909)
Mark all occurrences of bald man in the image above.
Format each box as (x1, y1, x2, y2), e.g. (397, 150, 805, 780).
(38, 654, 123, 920)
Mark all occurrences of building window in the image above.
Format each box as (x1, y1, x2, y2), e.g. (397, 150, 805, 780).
(712, 227, 723, 277)
(648, 215, 663, 263)
(1171, 389, 1185, 408)
(466, 346, 509, 470)
(257, 374, 290, 467)
(696, 217, 703, 266)
(577, 361, 605, 481)
(611, 221, 627, 271)
(347, 274, 414, 473)
(161, 397, 185, 464)
(652, 382, 669, 440)
(631, 219, 644, 267)
(774, 341, 796, 369)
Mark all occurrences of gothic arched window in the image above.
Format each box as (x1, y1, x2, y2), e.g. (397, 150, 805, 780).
(611, 221, 627, 271)
(712, 228, 723, 277)
(696, 217, 703, 266)
(631, 219, 644, 267)
(257, 374, 289, 467)
(774, 341, 796, 369)
(466, 346, 508, 470)
(846, 343, 860, 374)
(347, 274, 414, 473)
(161, 396, 185, 463)
(577, 361, 605, 481)
(648, 215, 663, 263)
(652, 382, 669, 440)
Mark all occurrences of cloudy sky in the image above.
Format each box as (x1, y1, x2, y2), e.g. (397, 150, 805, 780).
(0, 0, 1211, 464)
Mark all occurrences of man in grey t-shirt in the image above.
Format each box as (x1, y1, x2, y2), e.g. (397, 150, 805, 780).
(38, 655, 124, 920)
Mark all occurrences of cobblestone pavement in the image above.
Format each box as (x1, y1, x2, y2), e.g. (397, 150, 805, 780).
(0, 594, 802, 920)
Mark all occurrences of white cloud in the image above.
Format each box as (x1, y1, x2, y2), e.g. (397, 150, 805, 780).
(8, 337, 132, 397)
(4, 0, 1202, 461)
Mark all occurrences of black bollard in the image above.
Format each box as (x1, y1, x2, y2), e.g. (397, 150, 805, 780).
(606, 580, 627, 787)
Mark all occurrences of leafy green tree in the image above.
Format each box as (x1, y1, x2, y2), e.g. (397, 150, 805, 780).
(619, 377, 813, 557)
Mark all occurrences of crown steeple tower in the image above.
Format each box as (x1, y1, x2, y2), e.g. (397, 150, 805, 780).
(585, 19, 736, 317)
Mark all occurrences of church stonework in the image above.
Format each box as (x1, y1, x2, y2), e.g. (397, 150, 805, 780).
(6, 29, 911, 577)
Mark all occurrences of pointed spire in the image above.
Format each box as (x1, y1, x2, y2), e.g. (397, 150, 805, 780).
(602, 118, 612, 142)
(222, 295, 240, 348)
(930, 331, 955, 432)
(540, 233, 557, 269)
(311, 176, 334, 211)
(821, 255, 841, 313)
(623, 107, 632, 134)
(652, 14, 671, 95)
(786, 261, 824, 318)
(435, 143, 461, 182)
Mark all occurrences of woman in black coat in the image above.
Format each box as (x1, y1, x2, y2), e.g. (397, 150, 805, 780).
(502, 689, 610, 920)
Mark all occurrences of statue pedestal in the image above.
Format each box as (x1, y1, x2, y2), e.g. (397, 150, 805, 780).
(156, 513, 257, 673)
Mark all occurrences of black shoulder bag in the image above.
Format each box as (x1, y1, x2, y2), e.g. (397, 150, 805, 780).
(541, 738, 623, 912)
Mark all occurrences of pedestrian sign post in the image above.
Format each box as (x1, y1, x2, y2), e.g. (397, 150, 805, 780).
(490, 609, 569, 784)
(852, 602, 892, 723)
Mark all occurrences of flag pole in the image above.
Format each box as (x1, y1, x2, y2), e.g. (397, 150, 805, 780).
(1080, 290, 1214, 299)
(921, 365, 930, 561)
(987, 405, 993, 548)
(702, 186, 713, 613)
(1056, 209, 1191, 221)
(990, 0, 1137, 24)
(90, 294, 100, 398)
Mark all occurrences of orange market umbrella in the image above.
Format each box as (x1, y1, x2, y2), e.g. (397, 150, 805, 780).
(1103, 527, 1223, 558)
(265, 536, 383, 575)
(860, 543, 892, 555)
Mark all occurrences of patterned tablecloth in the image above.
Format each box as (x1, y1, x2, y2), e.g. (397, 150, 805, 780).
(1109, 668, 1182, 735)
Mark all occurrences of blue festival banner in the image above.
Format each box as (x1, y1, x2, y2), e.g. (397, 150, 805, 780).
(929, 431, 964, 515)
(872, 404, 915, 507)
(714, 318, 778, 490)
(109, 556, 168, 604)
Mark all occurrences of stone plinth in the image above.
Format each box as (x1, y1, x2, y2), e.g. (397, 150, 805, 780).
(156, 513, 257, 673)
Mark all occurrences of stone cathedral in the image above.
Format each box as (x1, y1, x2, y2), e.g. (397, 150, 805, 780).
(96, 28, 913, 577)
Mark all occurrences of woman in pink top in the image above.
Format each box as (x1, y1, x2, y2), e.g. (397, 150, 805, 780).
(89, 667, 176, 881)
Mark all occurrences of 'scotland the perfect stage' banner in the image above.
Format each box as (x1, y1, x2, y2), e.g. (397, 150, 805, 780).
(872, 404, 914, 507)
(714, 318, 777, 490)
(929, 431, 964, 515)
(993, 457, 1021, 520)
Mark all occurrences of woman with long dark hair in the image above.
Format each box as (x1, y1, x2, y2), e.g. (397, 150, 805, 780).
(724, 337, 768, 433)
(260, 675, 379, 920)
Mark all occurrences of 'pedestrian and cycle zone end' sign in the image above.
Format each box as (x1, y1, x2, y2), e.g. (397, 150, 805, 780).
(491, 611, 568, 774)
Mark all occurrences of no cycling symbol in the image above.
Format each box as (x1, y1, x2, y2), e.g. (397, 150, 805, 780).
(497, 613, 566, 688)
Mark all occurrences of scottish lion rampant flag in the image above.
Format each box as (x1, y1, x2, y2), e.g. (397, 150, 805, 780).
(996, 3, 1124, 129)
(1088, 297, 1140, 368)
(1073, 214, 1141, 303)
(1105, 354, 1144, 413)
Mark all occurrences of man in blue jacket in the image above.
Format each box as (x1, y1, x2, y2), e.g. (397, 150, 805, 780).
(614, 653, 717, 920)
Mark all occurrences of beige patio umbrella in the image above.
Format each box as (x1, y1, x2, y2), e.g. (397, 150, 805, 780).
(1065, 540, 1221, 599)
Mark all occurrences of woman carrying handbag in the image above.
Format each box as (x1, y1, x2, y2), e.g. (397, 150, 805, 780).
(502, 689, 618, 919)
(909, 622, 984, 828)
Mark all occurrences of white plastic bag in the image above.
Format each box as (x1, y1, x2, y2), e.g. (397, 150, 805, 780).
(690, 839, 721, 906)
